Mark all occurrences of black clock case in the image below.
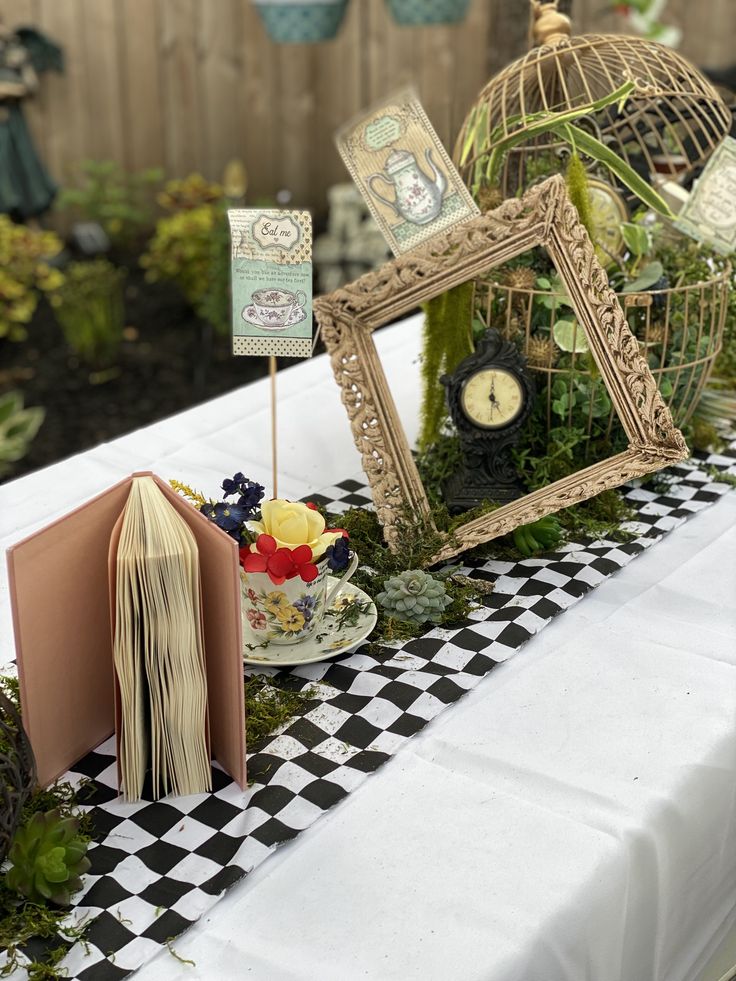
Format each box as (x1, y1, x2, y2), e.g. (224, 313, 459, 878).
(441, 328, 535, 514)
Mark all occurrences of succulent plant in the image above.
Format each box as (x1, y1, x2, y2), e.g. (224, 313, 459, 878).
(376, 569, 452, 625)
(513, 515, 563, 556)
(6, 808, 91, 906)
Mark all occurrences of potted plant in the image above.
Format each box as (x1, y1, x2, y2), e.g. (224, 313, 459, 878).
(48, 259, 126, 368)
(253, 0, 350, 44)
(385, 0, 470, 26)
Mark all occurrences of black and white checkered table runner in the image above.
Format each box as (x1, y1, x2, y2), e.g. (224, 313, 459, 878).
(11, 440, 736, 980)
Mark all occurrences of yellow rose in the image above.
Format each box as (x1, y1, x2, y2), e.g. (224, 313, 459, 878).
(249, 499, 341, 560)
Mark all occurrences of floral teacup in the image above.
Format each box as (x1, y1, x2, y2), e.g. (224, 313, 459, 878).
(251, 288, 307, 329)
(241, 552, 359, 646)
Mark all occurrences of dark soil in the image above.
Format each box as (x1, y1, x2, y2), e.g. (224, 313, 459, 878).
(1, 264, 294, 483)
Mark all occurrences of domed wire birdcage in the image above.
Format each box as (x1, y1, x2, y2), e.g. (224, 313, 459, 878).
(452, 1, 732, 441)
(0, 687, 36, 864)
(453, 1, 731, 196)
(474, 264, 731, 439)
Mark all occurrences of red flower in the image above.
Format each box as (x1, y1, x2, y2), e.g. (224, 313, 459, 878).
(241, 534, 319, 585)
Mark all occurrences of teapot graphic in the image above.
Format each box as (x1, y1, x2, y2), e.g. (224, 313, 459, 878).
(368, 148, 448, 226)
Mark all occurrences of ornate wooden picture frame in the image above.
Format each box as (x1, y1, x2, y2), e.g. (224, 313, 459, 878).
(314, 176, 688, 565)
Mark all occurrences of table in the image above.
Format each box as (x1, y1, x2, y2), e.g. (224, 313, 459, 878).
(2, 316, 736, 981)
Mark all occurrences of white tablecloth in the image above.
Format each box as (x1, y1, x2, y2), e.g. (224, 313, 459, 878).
(2, 316, 735, 981)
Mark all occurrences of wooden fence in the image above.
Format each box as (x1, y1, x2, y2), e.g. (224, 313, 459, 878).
(3, 0, 733, 216)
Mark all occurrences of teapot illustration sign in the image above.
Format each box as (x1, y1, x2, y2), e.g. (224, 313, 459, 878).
(368, 148, 448, 225)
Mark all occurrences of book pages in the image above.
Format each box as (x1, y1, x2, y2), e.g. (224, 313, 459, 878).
(113, 476, 211, 800)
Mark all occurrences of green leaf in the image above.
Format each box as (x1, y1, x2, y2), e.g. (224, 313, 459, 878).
(621, 222, 651, 257)
(479, 81, 637, 185)
(622, 260, 664, 293)
(0, 391, 21, 425)
(553, 318, 590, 353)
(550, 122, 674, 218)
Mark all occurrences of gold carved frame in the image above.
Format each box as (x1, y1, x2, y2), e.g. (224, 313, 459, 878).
(313, 176, 688, 565)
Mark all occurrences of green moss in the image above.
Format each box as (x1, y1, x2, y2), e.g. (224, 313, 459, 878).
(566, 152, 594, 240)
(0, 675, 20, 704)
(419, 283, 475, 451)
(415, 434, 464, 506)
(245, 675, 316, 750)
(0, 879, 90, 980)
(556, 489, 635, 542)
(707, 466, 736, 488)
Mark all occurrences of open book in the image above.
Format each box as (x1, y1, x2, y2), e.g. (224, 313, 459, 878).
(8, 472, 246, 794)
(113, 476, 211, 800)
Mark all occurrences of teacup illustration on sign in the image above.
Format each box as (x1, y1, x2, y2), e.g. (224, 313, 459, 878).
(242, 287, 308, 331)
(368, 148, 448, 226)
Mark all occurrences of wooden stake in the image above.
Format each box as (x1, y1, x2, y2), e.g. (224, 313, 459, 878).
(269, 356, 278, 498)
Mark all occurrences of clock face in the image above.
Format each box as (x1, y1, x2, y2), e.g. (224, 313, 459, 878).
(460, 368, 525, 430)
(588, 179, 628, 261)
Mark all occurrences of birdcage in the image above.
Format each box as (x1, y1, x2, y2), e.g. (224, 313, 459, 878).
(453, 3, 731, 198)
(474, 260, 731, 443)
(0, 687, 36, 864)
(452, 2, 732, 443)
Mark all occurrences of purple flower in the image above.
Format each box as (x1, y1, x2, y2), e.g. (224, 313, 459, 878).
(294, 595, 317, 622)
(325, 536, 350, 573)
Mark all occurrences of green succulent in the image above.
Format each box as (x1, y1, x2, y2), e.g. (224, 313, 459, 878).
(513, 515, 563, 556)
(6, 808, 91, 906)
(376, 569, 452, 625)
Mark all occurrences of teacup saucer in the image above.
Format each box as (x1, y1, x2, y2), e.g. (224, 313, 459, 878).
(242, 577, 377, 667)
(241, 304, 307, 331)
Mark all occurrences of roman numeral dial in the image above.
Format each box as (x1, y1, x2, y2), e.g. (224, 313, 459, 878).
(460, 368, 524, 429)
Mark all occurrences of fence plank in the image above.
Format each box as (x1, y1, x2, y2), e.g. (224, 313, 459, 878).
(0, 0, 730, 217)
(117, 0, 166, 173)
(309, 0, 365, 213)
(240, 4, 279, 201)
(76, 0, 126, 163)
(200, 0, 243, 182)
(159, 0, 203, 177)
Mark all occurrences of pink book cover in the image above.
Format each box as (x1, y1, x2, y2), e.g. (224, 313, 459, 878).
(7, 473, 246, 791)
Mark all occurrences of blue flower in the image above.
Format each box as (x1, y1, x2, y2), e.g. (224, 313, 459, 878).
(325, 536, 350, 572)
(221, 472, 246, 495)
(236, 481, 265, 511)
(200, 501, 251, 537)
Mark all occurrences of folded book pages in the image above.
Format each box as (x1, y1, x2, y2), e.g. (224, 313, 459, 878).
(7, 472, 246, 795)
(111, 476, 211, 800)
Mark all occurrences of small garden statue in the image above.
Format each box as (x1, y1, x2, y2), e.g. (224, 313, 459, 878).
(0, 17, 63, 220)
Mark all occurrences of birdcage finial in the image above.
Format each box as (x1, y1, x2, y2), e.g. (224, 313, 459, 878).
(530, 1, 571, 48)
